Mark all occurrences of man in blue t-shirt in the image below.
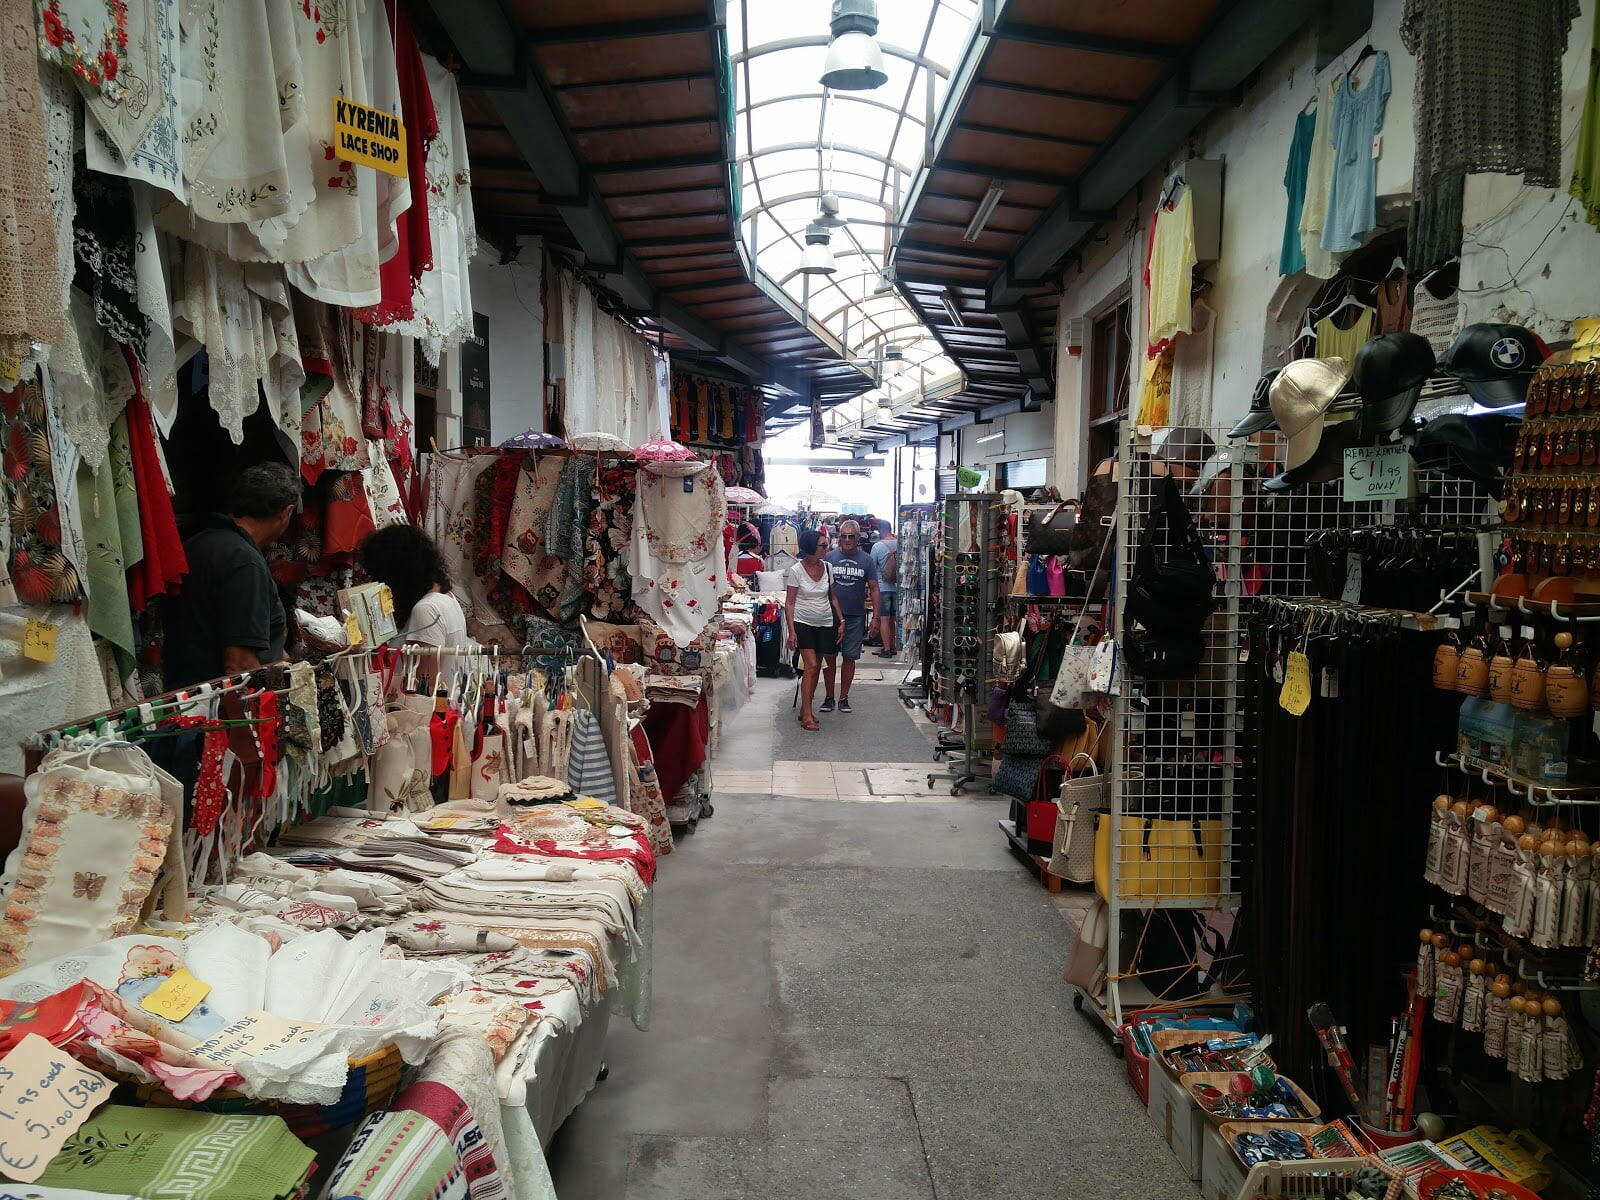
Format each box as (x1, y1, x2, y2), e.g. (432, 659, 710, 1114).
(820, 519, 880, 713)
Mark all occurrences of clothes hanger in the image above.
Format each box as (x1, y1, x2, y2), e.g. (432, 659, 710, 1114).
(1345, 42, 1377, 84)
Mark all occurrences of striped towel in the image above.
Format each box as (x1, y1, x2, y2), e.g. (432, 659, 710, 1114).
(565, 710, 616, 803)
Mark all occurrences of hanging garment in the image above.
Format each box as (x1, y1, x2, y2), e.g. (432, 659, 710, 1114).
(1405, 0, 1578, 265)
(1279, 107, 1317, 275)
(159, 0, 302, 229)
(1321, 52, 1390, 253)
(386, 54, 477, 354)
(566, 709, 616, 803)
(1135, 348, 1174, 427)
(1410, 281, 1461, 359)
(629, 460, 729, 646)
(172, 243, 304, 446)
(124, 381, 187, 610)
(0, 376, 86, 604)
(1375, 274, 1412, 334)
(287, 0, 403, 308)
(52, 286, 134, 473)
(1314, 307, 1374, 361)
(1145, 188, 1197, 351)
(81, 0, 184, 201)
(1573, 1, 1600, 226)
(294, 296, 365, 479)
(502, 453, 569, 616)
(584, 457, 635, 620)
(77, 421, 139, 658)
(1298, 76, 1341, 279)
(354, 1, 437, 328)
(0, 2, 62, 360)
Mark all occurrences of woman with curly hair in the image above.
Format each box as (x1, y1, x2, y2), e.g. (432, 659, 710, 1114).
(358, 525, 472, 677)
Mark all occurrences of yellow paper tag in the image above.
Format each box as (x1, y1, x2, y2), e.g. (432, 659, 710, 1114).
(379, 585, 395, 616)
(345, 613, 363, 646)
(425, 815, 463, 829)
(563, 797, 606, 811)
(0, 1034, 113, 1182)
(138, 968, 212, 1022)
(20, 619, 56, 664)
(1279, 650, 1312, 716)
(332, 97, 407, 177)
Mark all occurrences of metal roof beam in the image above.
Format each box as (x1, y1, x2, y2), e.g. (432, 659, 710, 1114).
(990, 21, 1177, 60)
(524, 14, 713, 45)
(422, 0, 861, 401)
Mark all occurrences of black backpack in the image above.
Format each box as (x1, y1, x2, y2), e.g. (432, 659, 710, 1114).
(1125, 474, 1216, 636)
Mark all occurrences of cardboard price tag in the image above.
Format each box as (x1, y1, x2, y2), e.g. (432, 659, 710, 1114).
(1279, 650, 1313, 716)
(187, 1011, 321, 1069)
(20, 620, 56, 664)
(563, 797, 606, 811)
(138, 968, 212, 1022)
(0, 1034, 112, 1182)
(379, 585, 395, 616)
(345, 613, 363, 646)
(1342, 444, 1415, 502)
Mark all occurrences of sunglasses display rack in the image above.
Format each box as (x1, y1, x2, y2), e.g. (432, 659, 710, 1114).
(931, 493, 1004, 794)
(895, 504, 939, 705)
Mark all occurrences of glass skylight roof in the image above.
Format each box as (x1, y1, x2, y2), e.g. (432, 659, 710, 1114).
(727, 0, 977, 430)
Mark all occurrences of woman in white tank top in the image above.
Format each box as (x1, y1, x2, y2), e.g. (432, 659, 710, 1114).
(784, 528, 842, 730)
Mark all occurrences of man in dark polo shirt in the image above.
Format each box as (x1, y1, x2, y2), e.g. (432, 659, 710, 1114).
(164, 462, 300, 689)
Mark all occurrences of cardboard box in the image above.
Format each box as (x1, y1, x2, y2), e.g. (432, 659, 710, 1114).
(1198, 1122, 1247, 1200)
(1148, 1063, 1203, 1179)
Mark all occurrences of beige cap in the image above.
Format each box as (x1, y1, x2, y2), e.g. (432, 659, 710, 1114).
(1268, 356, 1353, 471)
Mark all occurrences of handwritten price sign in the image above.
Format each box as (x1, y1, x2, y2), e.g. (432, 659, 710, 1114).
(0, 1034, 111, 1182)
(1342, 444, 1415, 502)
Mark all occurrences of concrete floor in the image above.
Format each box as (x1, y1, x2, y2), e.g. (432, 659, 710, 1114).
(545, 668, 1197, 1199)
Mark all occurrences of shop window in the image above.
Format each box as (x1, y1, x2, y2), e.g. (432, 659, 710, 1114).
(1088, 300, 1131, 466)
(999, 457, 1047, 489)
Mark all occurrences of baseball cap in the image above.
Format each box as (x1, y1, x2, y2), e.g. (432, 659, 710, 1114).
(1409, 412, 1521, 498)
(1262, 418, 1364, 492)
(1227, 367, 1285, 439)
(1437, 323, 1545, 409)
(1353, 332, 1436, 437)
(1150, 426, 1216, 471)
(1268, 356, 1354, 472)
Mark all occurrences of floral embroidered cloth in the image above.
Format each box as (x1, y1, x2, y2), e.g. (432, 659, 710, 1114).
(0, 376, 86, 604)
(629, 460, 728, 646)
(501, 454, 568, 618)
(83, 0, 184, 201)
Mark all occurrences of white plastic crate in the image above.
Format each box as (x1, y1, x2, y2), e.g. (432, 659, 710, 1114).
(1236, 1156, 1402, 1200)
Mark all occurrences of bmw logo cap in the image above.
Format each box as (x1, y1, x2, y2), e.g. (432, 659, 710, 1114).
(1438, 322, 1546, 409)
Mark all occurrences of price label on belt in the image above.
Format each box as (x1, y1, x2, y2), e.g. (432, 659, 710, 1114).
(1279, 650, 1312, 716)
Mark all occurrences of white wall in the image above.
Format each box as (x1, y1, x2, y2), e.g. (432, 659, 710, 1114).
(956, 406, 1055, 481)
(1050, 0, 1600, 470)
(467, 243, 545, 443)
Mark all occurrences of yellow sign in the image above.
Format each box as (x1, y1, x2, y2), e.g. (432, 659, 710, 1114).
(1279, 650, 1312, 716)
(0, 1034, 112, 1182)
(332, 97, 407, 177)
(564, 797, 606, 811)
(21, 619, 56, 664)
(139, 968, 212, 1022)
(379, 585, 395, 616)
(345, 613, 363, 646)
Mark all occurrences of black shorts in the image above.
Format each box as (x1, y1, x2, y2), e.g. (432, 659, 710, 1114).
(794, 622, 838, 653)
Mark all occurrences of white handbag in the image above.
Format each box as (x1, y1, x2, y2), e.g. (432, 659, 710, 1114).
(1048, 753, 1107, 883)
(1050, 643, 1094, 709)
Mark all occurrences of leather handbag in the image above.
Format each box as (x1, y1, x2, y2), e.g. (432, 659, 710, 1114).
(1123, 628, 1205, 680)
(1068, 463, 1118, 578)
(1002, 696, 1053, 758)
(1049, 753, 1106, 883)
(1026, 555, 1049, 596)
(1025, 500, 1078, 555)
(1034, 693, 1086, 743)
(1126, 475, 1216, 635)
(994, 749, 1047, 802)
(1045, 555, 1067, 596)
(1095, 814, 1224, 904)
(985, 683, 1010, 725)
(1062, 897, 1108, 997)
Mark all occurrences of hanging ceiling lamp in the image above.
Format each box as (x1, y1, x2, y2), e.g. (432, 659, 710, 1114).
(820, 0, 888, 92)
(797, 221, 836, 275)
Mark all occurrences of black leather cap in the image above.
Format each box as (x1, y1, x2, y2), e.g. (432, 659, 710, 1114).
(1227, 367, 1284, 439)
(1437, 323, 1544, 408)
(1410, 412, 1521, 497)
(1262, 419, 1365, 492)
(1353, 332, 1435, 436)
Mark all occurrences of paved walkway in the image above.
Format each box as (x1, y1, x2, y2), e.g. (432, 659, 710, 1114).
(544, 668, 1198, 1199)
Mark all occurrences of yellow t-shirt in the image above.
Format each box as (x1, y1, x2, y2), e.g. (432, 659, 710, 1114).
(1147, 189, 1197, 349)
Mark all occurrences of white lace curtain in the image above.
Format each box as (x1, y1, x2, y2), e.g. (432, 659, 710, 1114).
(559, 269, 667, 446)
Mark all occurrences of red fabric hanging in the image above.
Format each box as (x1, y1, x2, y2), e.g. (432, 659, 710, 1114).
(123, 363, 188, 611)
(354, 1, 438, 327)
